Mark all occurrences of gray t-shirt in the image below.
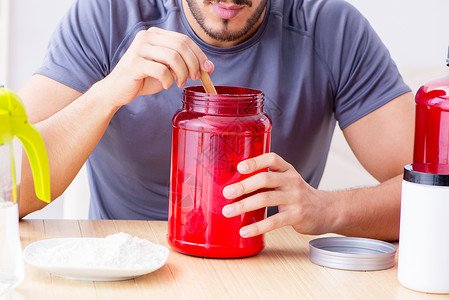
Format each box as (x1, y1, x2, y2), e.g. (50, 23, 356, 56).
(36, 0, 410, 220)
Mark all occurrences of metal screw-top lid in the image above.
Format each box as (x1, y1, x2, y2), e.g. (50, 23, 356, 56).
(309, 237, 397, 271)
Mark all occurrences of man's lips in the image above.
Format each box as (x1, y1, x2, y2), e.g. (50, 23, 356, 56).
(211, 3, 245, 19)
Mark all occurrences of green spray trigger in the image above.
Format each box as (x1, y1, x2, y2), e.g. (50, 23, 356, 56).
(0, 88, 50, 203)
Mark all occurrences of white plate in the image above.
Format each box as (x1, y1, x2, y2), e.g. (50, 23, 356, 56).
(23, 238, 169, 281)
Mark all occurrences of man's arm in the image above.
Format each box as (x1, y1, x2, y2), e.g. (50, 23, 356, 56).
(221, 92, 415, 241)
(335, 91, 415, 239)
(18, 74, 118, 218)
(18, 28, 214, 218)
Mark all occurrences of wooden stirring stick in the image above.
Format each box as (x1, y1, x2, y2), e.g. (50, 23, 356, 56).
(200, 70, 217, 94)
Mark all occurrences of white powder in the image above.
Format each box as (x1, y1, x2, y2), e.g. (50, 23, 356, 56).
(31, 232, 168, 270)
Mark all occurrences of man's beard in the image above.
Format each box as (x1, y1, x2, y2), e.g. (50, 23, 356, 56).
(186, 0, 268, 42)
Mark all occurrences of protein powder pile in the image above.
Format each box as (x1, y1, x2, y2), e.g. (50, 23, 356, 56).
(30, 232, 168, 269)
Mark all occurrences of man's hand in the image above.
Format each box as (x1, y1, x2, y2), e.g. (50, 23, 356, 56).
(221, 153, 336, 238)
(99, 27, 214, 109)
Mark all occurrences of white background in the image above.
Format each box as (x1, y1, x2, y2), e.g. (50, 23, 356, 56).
(2, 0, 448, 90)
(0, 0, 448, 218)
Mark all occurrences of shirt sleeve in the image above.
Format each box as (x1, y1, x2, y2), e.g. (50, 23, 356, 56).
(313, 0, 411, 130)
(34, 0, 112, 93)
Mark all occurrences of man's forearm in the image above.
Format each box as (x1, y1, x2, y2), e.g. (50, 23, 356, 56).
(19, 81, 119, 218)
(328, 174, 402, 241)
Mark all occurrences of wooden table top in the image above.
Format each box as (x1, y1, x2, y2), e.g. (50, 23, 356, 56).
(3, 219, 448, 299)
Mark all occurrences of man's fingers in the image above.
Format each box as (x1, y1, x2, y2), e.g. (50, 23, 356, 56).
(138, 44, 189, 87)
(238, 153, 291, 174)
(222, 171, 284, 200)
(222, 190, 284, 218)
(145, 27, 213, 79)
(138, 60, 175, 90)
(239, 213, 288, 238)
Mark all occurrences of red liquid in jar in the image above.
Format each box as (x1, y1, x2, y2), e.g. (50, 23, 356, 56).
(168, 86, 272, 258)
(413, 75, 449, 174)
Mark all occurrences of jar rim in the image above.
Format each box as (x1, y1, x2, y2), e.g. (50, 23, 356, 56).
(184, 86, 263, 100)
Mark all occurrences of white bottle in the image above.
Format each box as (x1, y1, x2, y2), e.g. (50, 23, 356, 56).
(0, 201, 24, 296)
(398, 164, 449, 294)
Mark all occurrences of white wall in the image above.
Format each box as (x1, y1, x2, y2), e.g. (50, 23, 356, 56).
(4, 0, 75, 90)
(0, 0, 9, 85)
(348, 0, 449, 66)
(1, 0, 449, 218)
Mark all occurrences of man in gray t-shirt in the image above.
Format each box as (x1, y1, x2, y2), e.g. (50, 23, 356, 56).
(19, 0, 414, 241)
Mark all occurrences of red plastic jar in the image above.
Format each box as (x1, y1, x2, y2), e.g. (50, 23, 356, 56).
(413, 63, 449, 174)
(167, 86, 272, 258)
